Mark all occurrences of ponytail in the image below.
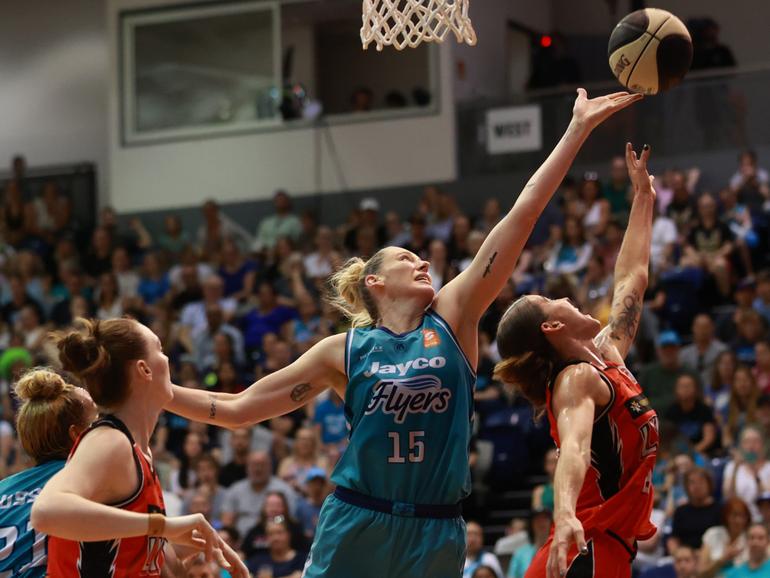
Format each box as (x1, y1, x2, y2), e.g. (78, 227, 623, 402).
(327, 251, 387, 328)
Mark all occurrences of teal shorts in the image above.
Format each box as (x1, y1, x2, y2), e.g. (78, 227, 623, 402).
(302, 494, 466, 578)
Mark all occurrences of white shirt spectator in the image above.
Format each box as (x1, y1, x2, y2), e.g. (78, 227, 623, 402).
(180, 298, 237, 334)
(723, 461, 770, 522)
(463, 552, 504, 578)
(222, 477, 298, 537)
(303, 252, 334, 280)
(702, 526, 749, 567)
(650, 215, 677, 272)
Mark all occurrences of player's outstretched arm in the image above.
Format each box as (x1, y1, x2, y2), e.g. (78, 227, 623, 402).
(435, 89, 643, 324)
(547, 364, 607, 578)
(31, 429, 249, 577)
(165, 333, 347, 429)
(596, 143, 655, 360)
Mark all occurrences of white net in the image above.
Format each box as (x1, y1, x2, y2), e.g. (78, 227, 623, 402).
(361, 0, 477, 51)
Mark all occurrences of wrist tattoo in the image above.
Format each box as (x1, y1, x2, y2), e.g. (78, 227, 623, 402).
(482, 251, 498, 278)
(290, 383, 313, 403)
(208, 395, 217, 419)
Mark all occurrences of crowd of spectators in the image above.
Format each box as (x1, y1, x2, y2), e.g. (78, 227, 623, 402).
(0, 146, 769, 578)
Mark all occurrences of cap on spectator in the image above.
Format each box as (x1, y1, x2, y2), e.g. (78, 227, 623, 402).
(657, 330, 681, 347)
(305, 467, 327, 483)
(758, 394, 770, 408)
(0, 347, 32, 379)
(736, 278, 757, 292)
(359, 197, 380, 212)
(757, 492, 770, 505)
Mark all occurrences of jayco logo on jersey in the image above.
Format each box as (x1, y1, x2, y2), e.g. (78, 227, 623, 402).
(365, 374, 452, 423)
(364, 356, 447, 377)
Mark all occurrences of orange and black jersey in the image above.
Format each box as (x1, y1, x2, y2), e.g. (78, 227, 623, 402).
(545, 360, 658, 544)
(47, 415, 166, 578)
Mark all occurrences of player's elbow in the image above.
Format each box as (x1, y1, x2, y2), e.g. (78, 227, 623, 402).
(30, 496, 56, 535)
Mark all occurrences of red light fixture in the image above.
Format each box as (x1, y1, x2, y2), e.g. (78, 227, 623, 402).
(540, 35, 552, 48)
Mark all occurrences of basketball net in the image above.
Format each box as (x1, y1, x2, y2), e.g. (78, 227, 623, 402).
(361, 0, 477, 51)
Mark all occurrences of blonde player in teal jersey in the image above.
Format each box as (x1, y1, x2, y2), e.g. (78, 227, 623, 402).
(166, 88, 642, 578)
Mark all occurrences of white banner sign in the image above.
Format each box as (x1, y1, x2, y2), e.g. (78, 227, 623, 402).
(485, 105, 542, 155)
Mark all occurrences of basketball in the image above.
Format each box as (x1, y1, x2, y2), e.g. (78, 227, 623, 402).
(608, 8, 693, 95)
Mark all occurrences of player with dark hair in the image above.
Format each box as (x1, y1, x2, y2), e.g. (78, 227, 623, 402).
(495, 145, 658, 578)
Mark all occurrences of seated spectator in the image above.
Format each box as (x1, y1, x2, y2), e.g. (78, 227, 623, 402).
(723, 427, 770, 522)
(295, 468, 330, 540)
(157, 214, 191, 258)
(754, 271, 770, 326)
(0, 274, 45, 327)
(640, 545, 698, 578)
(181, 274, 237, 335)
(679, 314, 728, 392)
(95, 272, 123, 320)
(170, 431, 205, 498)
(241, 282, 297, 353)
(464, 521, 504, 578)
(476, 198, 502, 235)
(253, 190, 302, 253)
(403, 213, 431, 258)
(221, 451, 297, 538)
(111, 246, 140, 299)
(303, 226, 341, 282)
(666, 170, 696, 237)
(725, 524, 770, 577)
(543, 217, 592, 276)
(192, 304, 246, 371)
(447, 214, 472, 264)
(600, 155, 631, 218)
(709, 350, 737, 423)
(50, 263, 91, 327)
(665, 373, 719, 455)
(507, 508, 552, 578)
(731, 310, 767, 365)
(729, 151, 770, 218)
(242, 491, 307, 560)
(650, 201, 679, 273)
(639, 331, 686, 413)
(137, 251, 170, 306)
(575, 255, 612, 323)
(699, 498, 752, 577)
(578, 174, 610, 239)
(681, 193, 734, 298)
(313, 391, 347, 453)
(384, 211, 410, 247)
(427, 239, 454, 291)
(198, 199, 253, 258)
(255, 338, 294, 379)
(531, 448, 556, 512)
(219, 428, 252, 487)
(183, 453, 227, 521)
(753, 341, 770, 394)
(723, 367, 760, 448)
(720, 187, 757, 276)
(277, 427, 329, 492)
(668, 467, 722, 551)
(218, 237, 258, 301)
(82, 226, 115, 278)
(246, 515, 307, 578)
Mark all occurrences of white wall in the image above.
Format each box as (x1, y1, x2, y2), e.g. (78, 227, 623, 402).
(108, 0, 457, 212)
(0, 0, 108, 196)
(552, 0, 770, 68)
(454, 0, 553, 101)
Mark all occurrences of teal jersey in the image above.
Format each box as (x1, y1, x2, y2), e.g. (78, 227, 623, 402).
(332, 309, 475, 505)
(0, 460, 65, 577)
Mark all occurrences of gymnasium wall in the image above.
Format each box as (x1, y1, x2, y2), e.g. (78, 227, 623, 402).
(0, 0, 108, 200)
(106, 0, 457, 213)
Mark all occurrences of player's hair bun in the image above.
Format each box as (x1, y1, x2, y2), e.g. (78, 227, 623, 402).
(56, 318, 111, 378)
(14, 368, 67, 402)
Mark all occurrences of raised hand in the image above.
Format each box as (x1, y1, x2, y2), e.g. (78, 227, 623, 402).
(572, 88, 643, 131)
(625, 142, 656, 200)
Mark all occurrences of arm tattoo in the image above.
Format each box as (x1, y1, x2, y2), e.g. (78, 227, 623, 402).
(290, 383, 313, 403)
(482, 251, 499, 278)
(608, 288, 642, 342)
(208, 394, 217, 419)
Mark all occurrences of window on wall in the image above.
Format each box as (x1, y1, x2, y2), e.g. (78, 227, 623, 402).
(120, 0, 439, 146)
